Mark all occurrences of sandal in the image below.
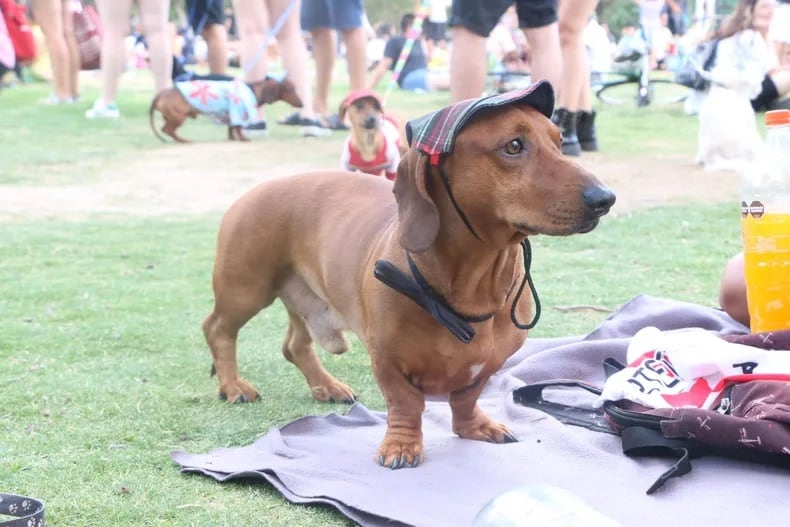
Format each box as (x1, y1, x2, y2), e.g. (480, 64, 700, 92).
(324, 113, 349, 131)
(278, 111, 307, 126)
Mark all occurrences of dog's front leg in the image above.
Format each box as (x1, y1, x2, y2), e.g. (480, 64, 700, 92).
(375, 367, 426, 468)
(449, 379, 518, 444)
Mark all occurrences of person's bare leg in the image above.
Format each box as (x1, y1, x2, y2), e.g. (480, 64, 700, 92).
(522, 23, 562, 92)
(557, 0, 597, 111)
(449, 25, 487, 102)
(139, 0, 173, 92)
(94, 0, 133, 104)
(233, 0, 268, 82)
(341, 26, 367, 91)
(719, 252, 750, 328)
(310, 26, 335, 116)
(202, 23, 229, 75)
(270, 0, 317, 121)
(31, 0, 70, 100)
(61, 2, 81, 99)
(770, 69, 790, 98)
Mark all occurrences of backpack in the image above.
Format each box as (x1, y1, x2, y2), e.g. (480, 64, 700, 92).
(0, 0, 36, 63)
(514, 327, 790, 494)
(674, 39, 719, 91)
(73, 4, 102, 70)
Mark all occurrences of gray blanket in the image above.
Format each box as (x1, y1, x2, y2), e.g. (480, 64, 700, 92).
(172, 295, 790, 526)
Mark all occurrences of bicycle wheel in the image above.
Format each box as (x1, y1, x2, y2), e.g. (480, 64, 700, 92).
(597, 79, 688, 108)
(596, 80, 641, 107)
(647, 79, 689, 106)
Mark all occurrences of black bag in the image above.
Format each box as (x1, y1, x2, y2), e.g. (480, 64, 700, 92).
(514, 355, 790, 494)
(674, 39, 719, 91)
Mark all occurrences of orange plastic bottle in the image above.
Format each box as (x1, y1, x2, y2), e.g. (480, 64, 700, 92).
(741, 109, 790, 332)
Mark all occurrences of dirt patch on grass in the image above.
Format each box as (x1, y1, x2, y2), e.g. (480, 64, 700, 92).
(0, 139, 739, 221)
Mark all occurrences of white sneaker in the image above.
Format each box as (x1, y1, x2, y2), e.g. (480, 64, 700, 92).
(85, 100, 121, 119)
(301, 118, 331, 137)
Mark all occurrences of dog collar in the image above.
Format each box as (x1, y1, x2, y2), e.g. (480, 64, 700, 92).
(374, 254, 494, 343)
(373, 240, 541, 343)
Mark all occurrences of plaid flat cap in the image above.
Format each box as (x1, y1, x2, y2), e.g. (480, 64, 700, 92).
(406, 80, 555, 164)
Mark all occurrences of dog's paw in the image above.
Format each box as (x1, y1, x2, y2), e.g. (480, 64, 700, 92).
(310, 380, 356, 404)
(454, 419, 518, 444)
(376, 436, 424, 469)
(218, 378, 260, 403)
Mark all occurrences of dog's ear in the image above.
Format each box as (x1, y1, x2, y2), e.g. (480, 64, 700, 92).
(393, 148, 438, 253)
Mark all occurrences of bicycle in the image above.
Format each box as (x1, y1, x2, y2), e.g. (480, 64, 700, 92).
(594, 46, 689, 108)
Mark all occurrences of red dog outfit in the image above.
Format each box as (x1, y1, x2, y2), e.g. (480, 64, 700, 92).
(339, 90, 401, 181)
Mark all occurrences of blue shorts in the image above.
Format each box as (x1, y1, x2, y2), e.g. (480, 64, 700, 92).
(300, 0, 363, 31)
(401, 68, 429, 92)
(186, 0, 225, 33)
(450, 0, 558, 37)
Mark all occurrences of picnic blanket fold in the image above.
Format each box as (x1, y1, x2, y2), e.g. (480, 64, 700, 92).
(173, 295, 790, 527)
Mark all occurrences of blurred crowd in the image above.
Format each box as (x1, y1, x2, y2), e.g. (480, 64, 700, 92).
(1, 0, 788, 143)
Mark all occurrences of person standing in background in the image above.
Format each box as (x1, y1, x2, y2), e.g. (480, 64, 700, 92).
(186, 0, 229, 75)
(552, 0, 599, 156)
(232, 0, 328, 136)
(448, 0, 561, 102)
(31, 0, 81, 103)
(422, 0, 450, 58)
(85, 0, 172, 119)
(287, 0, 367, 130)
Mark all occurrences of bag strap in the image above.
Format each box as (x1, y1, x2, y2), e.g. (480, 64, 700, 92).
(619, 426, 696, 495)
(0, 492, 45, 526)
(512, 380, 615, 434)
(702, 39, 719, 71)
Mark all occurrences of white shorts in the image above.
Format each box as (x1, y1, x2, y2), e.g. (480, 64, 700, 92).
(771, 3, 790, 44)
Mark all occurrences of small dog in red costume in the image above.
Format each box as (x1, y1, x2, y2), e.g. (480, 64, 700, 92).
(339, 90, 405, 181)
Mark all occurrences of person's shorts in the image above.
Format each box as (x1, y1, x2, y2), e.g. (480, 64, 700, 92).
(449, 0, 557, 37)
(423, 20, 448, 42)
(300, 0, 363, 31)
(751, 74, 780, 112)
(186, 0, 225, 33)
(400, 68, 429, 92)
(771, 2, 790, 44)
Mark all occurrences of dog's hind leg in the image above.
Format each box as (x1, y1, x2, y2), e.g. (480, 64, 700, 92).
(281, 307, 356, 403)
(203, 281, 274, 403)
(163, 123, 190, 143)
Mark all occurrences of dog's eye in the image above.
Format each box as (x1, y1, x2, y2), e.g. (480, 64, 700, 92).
(503, 139, 524, 155)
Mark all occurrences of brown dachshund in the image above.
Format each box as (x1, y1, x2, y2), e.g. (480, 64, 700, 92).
(202, 82, 616, 468)
(339, 89, 407, 180)
(149, 76, 302, 143)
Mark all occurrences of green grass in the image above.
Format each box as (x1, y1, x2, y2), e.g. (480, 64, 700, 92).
(0, 70, 740, 525)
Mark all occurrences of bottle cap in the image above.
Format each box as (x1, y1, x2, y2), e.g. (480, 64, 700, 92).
(765, 109, 790, 127)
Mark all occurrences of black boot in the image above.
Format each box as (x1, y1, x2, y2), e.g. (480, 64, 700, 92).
(577, 110, 599, 152)
(551, 108, 581, 156)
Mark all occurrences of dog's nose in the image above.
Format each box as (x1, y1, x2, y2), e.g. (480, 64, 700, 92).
(363, 116, 377, 129)
(583, 186, 616, 217)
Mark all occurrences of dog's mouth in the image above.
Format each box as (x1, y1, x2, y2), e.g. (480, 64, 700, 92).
(575, 217, 600, 234)
(513, 217, 600, 237)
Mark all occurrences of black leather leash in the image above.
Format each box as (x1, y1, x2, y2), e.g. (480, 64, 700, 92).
(0, 492, 45, 526)
(374, 238, 541, 343)
(374, 163, 541, 342)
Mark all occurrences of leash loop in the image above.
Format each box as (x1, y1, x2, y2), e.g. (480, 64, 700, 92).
(510, 239, 541, 330)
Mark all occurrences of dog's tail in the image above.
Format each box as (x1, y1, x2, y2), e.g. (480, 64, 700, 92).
(149, 92, 168, 143)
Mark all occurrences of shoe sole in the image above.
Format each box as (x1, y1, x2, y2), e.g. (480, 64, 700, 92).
(302, 125, 331, 137)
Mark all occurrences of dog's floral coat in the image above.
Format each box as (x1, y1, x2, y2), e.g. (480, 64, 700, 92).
(175, 79, 258, 127)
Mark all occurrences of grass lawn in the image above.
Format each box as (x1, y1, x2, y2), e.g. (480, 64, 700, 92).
(0, 68, 742, 526)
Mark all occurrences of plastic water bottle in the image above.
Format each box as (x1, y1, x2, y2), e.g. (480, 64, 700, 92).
(472, 485, 621, 526)
(741, 109, 790, 332)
